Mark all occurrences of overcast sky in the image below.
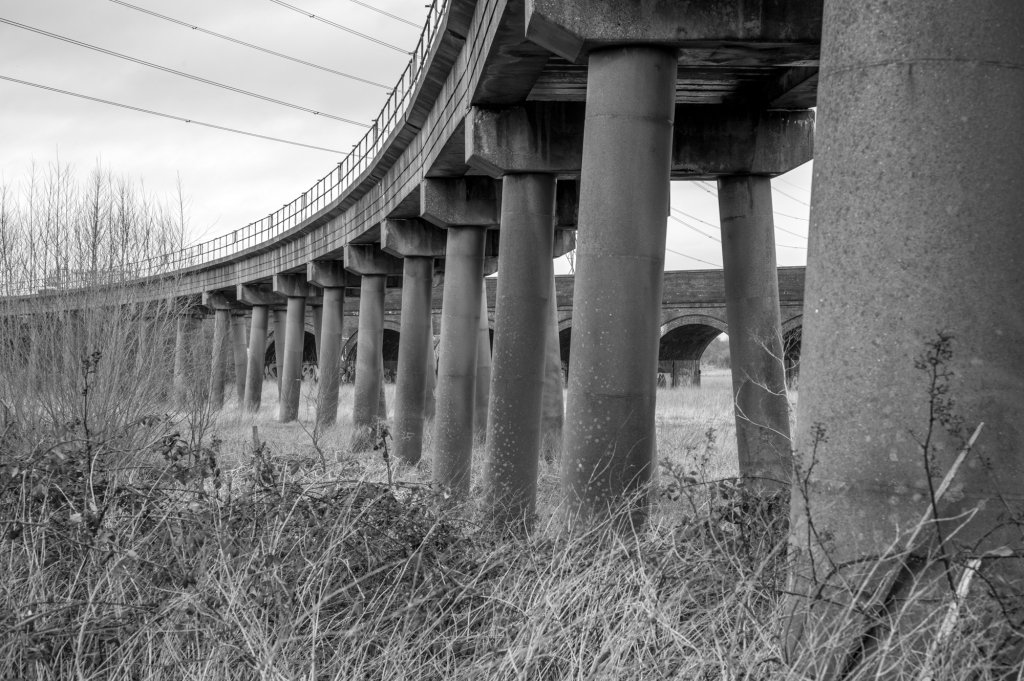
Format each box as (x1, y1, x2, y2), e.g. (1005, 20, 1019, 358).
(0, 0, 811, 274)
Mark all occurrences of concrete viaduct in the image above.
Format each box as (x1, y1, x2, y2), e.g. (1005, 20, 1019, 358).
(255, 266, 805, 387)
(4, 0, 1021, 668)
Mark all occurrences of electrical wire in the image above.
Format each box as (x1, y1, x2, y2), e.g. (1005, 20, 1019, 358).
(0, 75, 346, 154)
(669, 214, 721, 243)
(267, 0, 409, 53)
(771, 184, 810, 207)
(666, 246, 721, 268)
(108, 0, 390, 89)
(0, 17, 370, 127)
(346, 0, 420, 27)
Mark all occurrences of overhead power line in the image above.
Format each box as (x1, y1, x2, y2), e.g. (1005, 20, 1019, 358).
(109, 0, 390, 89)
(267, 0, 409, 53)
(345, 0, 420, 27)
(771, 184, 810, 207)
(0, 17, 370, 127)
(666, 246, 721, 268)
(0, 75, 345, 154)
(669, 213, 721, 243)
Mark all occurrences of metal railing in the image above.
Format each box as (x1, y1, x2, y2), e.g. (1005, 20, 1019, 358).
(6, 0, 450, 297)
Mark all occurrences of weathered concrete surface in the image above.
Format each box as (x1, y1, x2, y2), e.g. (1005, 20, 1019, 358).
(673, 108, 814, 178)
(230, 313, 248, 405)
(273, 275, 309, 423)
(172, 314, 200, 408)
(485, 173, 556, 525)
(432, 226, 486, 496)
(272, 308, 287, 398)
(562, 46, 676, 525)
(541, 272, 564, 460)
(316, 286, 345, 428)
(393, 256, 435, 464)
(243, 305, 268, 412)
(350, 275, 386, 450)
(783, 0, 1024, 673)
(718, 175, 791, 488)
(525, 0, 821, 62)
(208, 308, 230, 411)
(421, 177, 501, 229)
(466, 103, 584, 177)
(474, 281, 492, 443)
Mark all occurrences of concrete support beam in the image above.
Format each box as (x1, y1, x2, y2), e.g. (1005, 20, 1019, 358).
(673, 108, 814, 178)
(718, 175, 791, 488)
(209, 309, 230, 411)
(466, 103, 585, 177)
(541, 273, 564, 461)
(432, 226, 487, 495)
(273, 275, 308, 422)
(784, 1, 1024, 671)
(243, 305, 269, 412)
(230, 313, 248, 405)
(484, 173, 557, 526)
(393, 256, 435, 464)
(350, 274, 386, 449)
(420, 177, 501, 230)
(344, 244, 403, 277)
(308, 260, 360, 289)
(271, 308, 287, 398)
(382, 219, 447, 258)
(525, 0, 821, 63)
(474, 280, 492, 443)
(315, 285, 345, 428)
(562, 46, 677, 526)
(237, 284, 285, 308)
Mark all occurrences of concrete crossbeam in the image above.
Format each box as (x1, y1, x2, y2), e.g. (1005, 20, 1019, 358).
(344, 244, 404, 276)
(382, 219, 448, 258)
(307, 260, 360, 289)
(466, 102, 585, 177)
(420, 177, 501, 229)
(237, 284, 285, 307)
(673, 108, 814, 177)
(525, 0, 822, 62)
(272, 274, 311, 299)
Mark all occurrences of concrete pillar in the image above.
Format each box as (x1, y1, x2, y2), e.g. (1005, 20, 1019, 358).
(351, 275, 386, 448)
(315, 286, 345, 428)
(671, 360, 700, 387)
(393, 256, 435, 464)
(274, 275, 309, 423)
(432, 226, 486, 495)
(474, 279, 492, 443)
(562, 46, 677, 525)
(243, 305, 269, 412)
(272, 308, 287, 397)
(278, 296, 306, 422)
(484, 173, 556, 524)
(230, 313, 248, 405)
(209, 308, 230, 411)
(783, 1, 1024, 671)
(718, 175, 791, 488)
(424, 334, 437, 422)
(541, 273, 564, 461)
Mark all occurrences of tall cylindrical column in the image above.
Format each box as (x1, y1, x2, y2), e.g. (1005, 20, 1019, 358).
(484, 173, 556, 525)
(718, 175, 791, 488)
(243, 305, 268, 412)
(474, 279, 492, 443)
(272, 308, 287, 398)
(784, 1, 1024, 669)
(278, 296, 306, 422)
(230, 313, 248, 405)
(562, 47, 677, 525)
(351, 275, 386, 449)
(209, 309, 230, 411)
(541, 273, 564, 461)
(316, 287, 345, 428)
(393, 256, 435, 464)
(432, 226, 486, 496)
(424, 330, 437, 422)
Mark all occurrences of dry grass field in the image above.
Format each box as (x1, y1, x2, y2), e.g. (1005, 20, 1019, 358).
(1, 348, 1016, 680)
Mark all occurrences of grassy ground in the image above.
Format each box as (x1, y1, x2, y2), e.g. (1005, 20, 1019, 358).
(1, 367, 1018, 680)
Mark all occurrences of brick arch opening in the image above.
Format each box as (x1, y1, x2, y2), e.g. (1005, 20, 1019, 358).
(342, 327, 402, 382)
(263, 331, 318, 378)
(658, 315, 728, 387)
